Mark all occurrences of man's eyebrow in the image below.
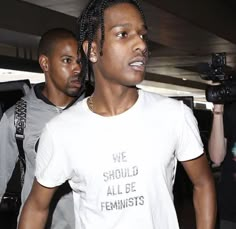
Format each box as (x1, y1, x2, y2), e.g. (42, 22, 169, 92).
(110, 23, 148, 31)
(60, 55, 74, 58)
(110, 23, 131, 30)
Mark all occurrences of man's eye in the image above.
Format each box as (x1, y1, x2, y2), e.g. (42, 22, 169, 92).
(140, 34, 147, 40)
(77, 59, 82, 65)
(117, 32, 128, 38)
(63, 58, 72, 63)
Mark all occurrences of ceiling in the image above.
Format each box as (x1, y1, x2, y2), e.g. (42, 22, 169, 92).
(1, 0, 236, 104)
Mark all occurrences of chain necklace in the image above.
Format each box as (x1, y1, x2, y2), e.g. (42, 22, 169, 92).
(87, 95, 94, 112)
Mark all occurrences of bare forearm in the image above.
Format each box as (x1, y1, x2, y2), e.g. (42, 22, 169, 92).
(18, 179, 58, 229)
(208, 113, 226, 164)
(193, 180, 217, 229)
(18, 200, 48, 229)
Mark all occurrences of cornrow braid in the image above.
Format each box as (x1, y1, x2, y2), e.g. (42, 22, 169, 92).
(77, 0, 147, 85)
(99, 0, 106, 56)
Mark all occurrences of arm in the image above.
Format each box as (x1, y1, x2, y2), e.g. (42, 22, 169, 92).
(208, 104, 227, 165)
(0, 112, 19, 201)
(18, 178, 58, 229)
(181, 153, 217, 229)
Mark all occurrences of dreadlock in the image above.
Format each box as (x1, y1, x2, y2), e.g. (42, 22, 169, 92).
(77, 0, 147, 87)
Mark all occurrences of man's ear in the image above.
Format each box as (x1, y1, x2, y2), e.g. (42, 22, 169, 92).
(82, 41, 98, 63)
(39, 55, 49, 72)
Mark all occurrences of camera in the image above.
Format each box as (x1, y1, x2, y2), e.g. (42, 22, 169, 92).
(199, 53, 236, 103)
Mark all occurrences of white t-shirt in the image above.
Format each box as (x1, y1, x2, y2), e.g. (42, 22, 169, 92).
(36, 90, 203, 229)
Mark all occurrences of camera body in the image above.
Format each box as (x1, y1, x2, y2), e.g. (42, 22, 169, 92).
(200, 53, 236, 104)
(206, 81, 236, 103)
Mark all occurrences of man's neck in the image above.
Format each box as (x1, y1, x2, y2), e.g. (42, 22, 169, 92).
(34, 83, 75, 107)
(42, 88, 74, 107)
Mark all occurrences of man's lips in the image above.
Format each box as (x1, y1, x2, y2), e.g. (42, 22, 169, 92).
(129, 61, 146, 71)
(70, 78, 82, 87)
(129, 56, 146, 71)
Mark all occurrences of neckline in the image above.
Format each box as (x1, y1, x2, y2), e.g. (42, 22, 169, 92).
(84, 90, 142, 119)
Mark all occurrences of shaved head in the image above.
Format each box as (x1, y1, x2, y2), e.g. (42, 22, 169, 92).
(38, 28, 77, 57)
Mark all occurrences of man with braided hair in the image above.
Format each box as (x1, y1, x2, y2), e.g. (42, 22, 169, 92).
(19, 1, 216, 229)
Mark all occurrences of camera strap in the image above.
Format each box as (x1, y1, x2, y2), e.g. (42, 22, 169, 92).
(14, 99, 27, 187)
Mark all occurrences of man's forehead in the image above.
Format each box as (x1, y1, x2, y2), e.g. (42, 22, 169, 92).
(103, 3, 144, 26)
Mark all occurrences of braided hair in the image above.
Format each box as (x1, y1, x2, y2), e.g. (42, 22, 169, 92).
(77, 0, 147, 87)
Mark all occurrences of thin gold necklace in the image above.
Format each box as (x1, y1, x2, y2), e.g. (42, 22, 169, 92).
(88, 95, 94, 112)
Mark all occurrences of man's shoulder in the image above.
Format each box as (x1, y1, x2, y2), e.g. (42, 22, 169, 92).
(46, 99, 85, 126)
(141, 89, 181, 108)
(3, 87, 40, 121)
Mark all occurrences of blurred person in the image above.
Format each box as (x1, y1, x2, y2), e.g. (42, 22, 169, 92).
(208, 103, 236, 229)
(19, 1, 217, 229)
(0, 28, 85, 228)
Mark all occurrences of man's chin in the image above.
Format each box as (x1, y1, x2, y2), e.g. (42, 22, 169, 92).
(66, 89, 82, 97)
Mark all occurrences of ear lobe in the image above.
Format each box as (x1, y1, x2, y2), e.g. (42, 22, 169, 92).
(83, 41, 98, 63)
(90, 53, 97, 63)
(39, 55, 48, 72)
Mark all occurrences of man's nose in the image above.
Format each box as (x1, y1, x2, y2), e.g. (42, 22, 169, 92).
(133, 34, 148, 56)
(74, 62, 81, 74)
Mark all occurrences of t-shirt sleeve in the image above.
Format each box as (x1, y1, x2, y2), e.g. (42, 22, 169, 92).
(175, 102, 204, 161)
(35, 124, 73, 188)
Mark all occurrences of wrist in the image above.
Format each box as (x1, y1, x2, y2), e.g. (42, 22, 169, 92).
(212, 104, 224, 115)
(212, 109, 223, 115)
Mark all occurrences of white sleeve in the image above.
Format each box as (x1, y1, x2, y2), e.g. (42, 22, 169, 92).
(175, 102, 204, 161)
(35, 124, 73, 188)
